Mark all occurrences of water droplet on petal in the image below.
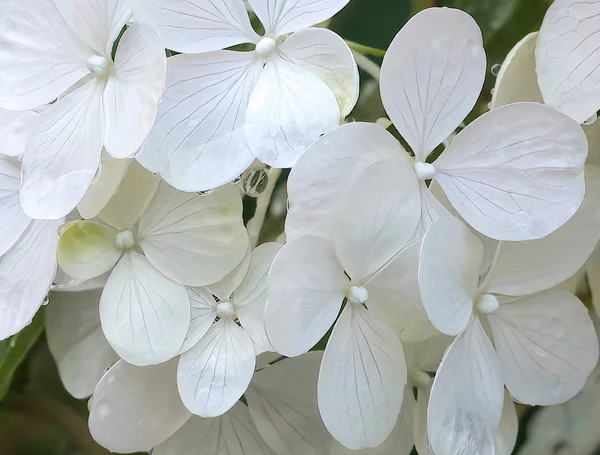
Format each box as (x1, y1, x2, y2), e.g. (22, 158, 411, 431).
(41, 295, 50, 306)
(196, 189, 214, 197)
(584, 112, 598, 125)
(491, 63, 501, 76)
(241, 168, 269, 198)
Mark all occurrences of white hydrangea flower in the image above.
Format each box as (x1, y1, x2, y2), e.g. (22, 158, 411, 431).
(57, 176, 248, 366)
(0, 0, 166, 219)
(130, 0, 359, 191)
(0, 155, 61, 340)
(287, 7, 588, 243)
(0, 109, 39, 158)
(418, 215, 599, 455)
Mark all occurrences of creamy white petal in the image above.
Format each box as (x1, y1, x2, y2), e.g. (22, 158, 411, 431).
(286, 123, 406, 240)
(0, 219, 61, 340)
(100, 251, 190, 366)
(103, 23, 166, 159)
(494, 392, 518, 455)
(247, 0, 350, 36)
(177, 318, 256, 418)
(246, 352, 330, 455)
(434, 102, 588, 241)
(0, 0, 91, 110)
(482, 166, 600, 296)
(380, 7, 486, 161)
(488, 290, 599, 406)
(427, 318, 504, 455)
(57, 220, 122, 281)
(334, 159, 421, 281)
(234, 242, 282, 352)
(0, 156, 30, 256)
(537, 0, 600, 122)
(404, 335, 452, 374)
(130, 0, 259, 53)
(0, 109, 40, 157)
(413, 389, 433, 455)
(89, 360, 191, 453)
(264, 235, 347, 357)
(366, 241, 437, 342)
(45, 289, 118, 399)
(418, 216, 482, 336)
(154, 403, 275, 455)
(206, 242, 252, 301)
(318, 304, 406, 450)
(279, 28, 359, 117)
(21, 80, 104, 220)
(246, 55, 340, 168)
(491, 32, 543, 108)
(136, 51, 261, 192)
(137, 182, 248, 286)
(589, 244, 600, 316)
(179, 287, 217, 354)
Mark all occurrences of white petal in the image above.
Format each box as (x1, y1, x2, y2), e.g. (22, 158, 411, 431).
(427, 318, 504, 455)
(413, 389, 433, 455)
(57, 220, 122, 281)
(136, 51, 261, 192)
(21, 81, 104, 220)
(54, 0, 131, 56)
(246, 56, 340, 168)
(247, 0, 350, 36)
(491, 32, 543, 108)
(434, 102, 588, 241)
(100, 251, 190, 366)
(103, 23, 166, 159)
(246, 352, 330, 455)
(0, 0, 91, 110)
(404, 335, 452, 374)
(0, 220, 60, 340)
(482, 166, 600, 296)
(264, 235, 347, 357)
(0, 109, 40, 158)
(206, 241, 252, 301)
(130, 0, 258, 53)
(380, 7, 486, 161)
(334, 159, 421, 281)
(286, 122, 407, 240)
(318, 304, 407, 450)
(45, 289, 118, 399)
(179, 287, 217, 354)
(154, 403, 275, 455)
(177, 318, 256, 417)
(536, 0, 600, 122)
(89, 360, 191, 453)
(488, 290, 599, 405)
(589, 245, 600, 316)
(137, 182, 248, 286)
(418, 216, 482, 336)
(279, 28, 359, 117)
(234, 242, 282, 352)
(494, 392, 518, 455)
(0, 156, 30, 256)
(365, 241, 437, 342)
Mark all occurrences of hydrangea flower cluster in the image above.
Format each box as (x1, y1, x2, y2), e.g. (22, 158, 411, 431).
(1, 0, 600, 454)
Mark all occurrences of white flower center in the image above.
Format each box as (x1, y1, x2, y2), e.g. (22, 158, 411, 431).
(86, 54, 110, 79)
(255, 37, 277, 57)
(476, 293, 499, 314)
(414, 162, 436, 180)
(115, 230, 136, 250)
(216, 301, 236, 320)
(347, 285, 369, 304)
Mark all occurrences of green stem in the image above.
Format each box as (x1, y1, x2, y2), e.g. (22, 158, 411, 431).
(345, 40, 386, 58)
(410, 0, 437, 12)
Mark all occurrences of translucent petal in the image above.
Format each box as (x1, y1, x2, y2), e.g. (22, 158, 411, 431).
(434, 102, 587, 241)
(137, 182, 248, 286)
(100, 251, 190, 366)
(103, 23, 166, 159)
(318, 304, 407, 450)
(136, 52, 261, 192)
(45, 289, 118, 399)
(286, 123, 406, 240)
(495, 392, 518, 455)
(488, 290, 599, 405)
(427, 318, 504, 455)
(206, 241, 252, 301)
(89, 360, 191, 453)
(0, 156, 30, 256)
(177, 318, 256, 417)
(0, 109, 40, 158)
(380, 7, 486, 161)
(264, 235, 347, 358)
(179, 287, 217, 354)
(418, 216, 482, 336)
(246, 56, 340, 168)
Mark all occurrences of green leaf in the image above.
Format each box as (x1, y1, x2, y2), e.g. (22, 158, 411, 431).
(0, 309, 44, 401)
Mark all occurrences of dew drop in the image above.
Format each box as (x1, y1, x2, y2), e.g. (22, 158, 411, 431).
(57, 222, 70, 237)
(241, 168, 269, 198)
(41, 295, 50, 306)
(584, 112, 598, 125)
(491, 63, 501, 76)
(196, 189, 214, 197)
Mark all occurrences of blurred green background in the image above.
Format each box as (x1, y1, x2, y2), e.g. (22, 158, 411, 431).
(0, 0, 586, 454)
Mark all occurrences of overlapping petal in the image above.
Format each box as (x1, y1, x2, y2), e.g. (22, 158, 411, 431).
(0, 156, 30, 256)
